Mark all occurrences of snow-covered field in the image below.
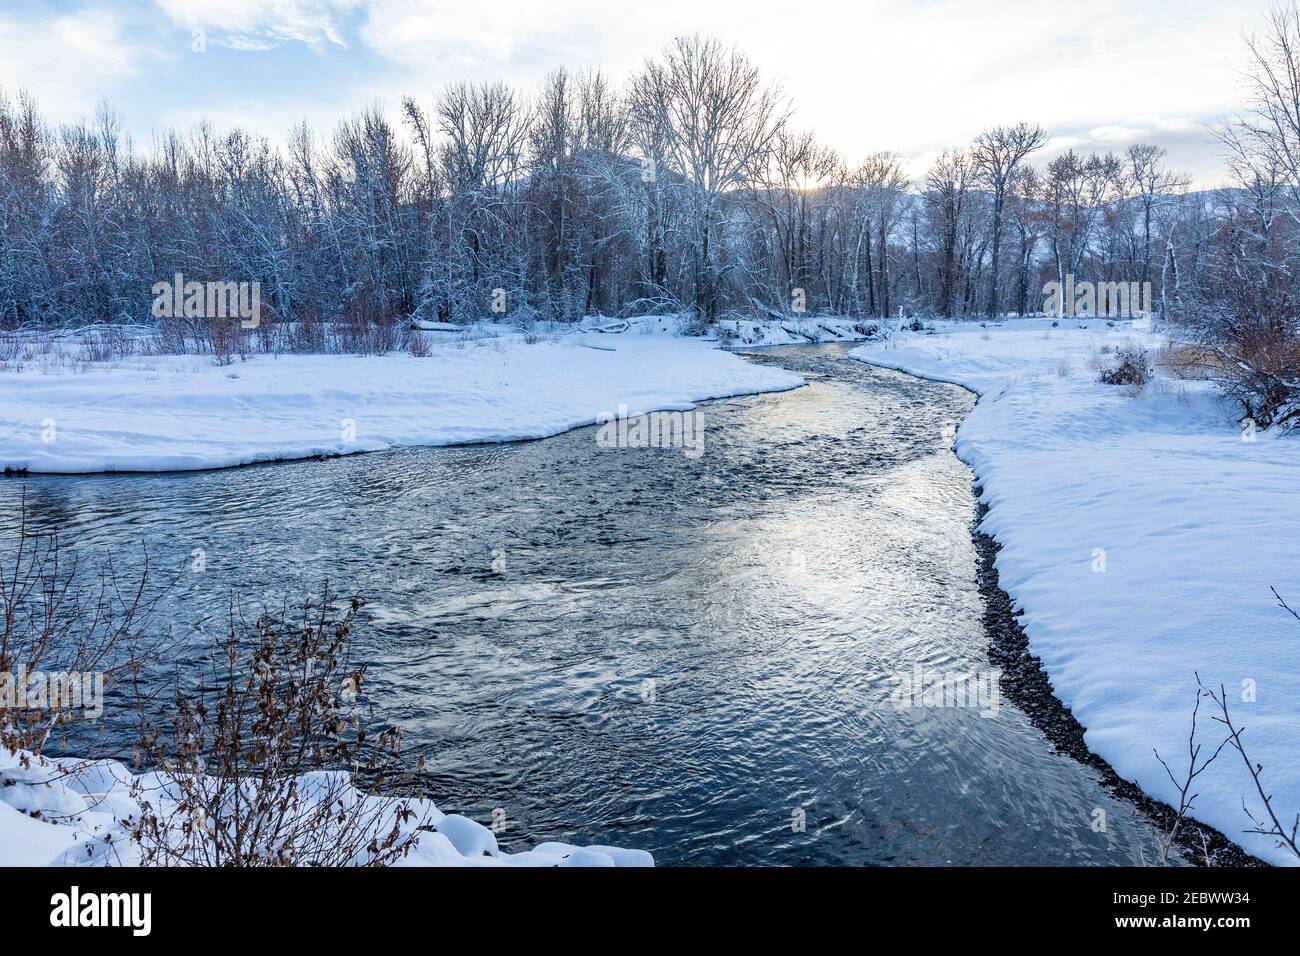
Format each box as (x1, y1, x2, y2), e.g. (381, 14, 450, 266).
(0, 316, 830, 474)
(853, 318, 1300, 866)
(0, 748, 652, 867)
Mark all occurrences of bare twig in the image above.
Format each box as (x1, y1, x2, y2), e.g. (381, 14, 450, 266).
(1152, 677, 1232, 864)
(1199, 673, 1300, 860)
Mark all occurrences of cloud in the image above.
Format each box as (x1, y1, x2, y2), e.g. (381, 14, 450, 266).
(347, 0, 1247, 186)
(1089, 126, 1146, 144)
(0, 6, 144, 116)
(154, 0, 359, 50)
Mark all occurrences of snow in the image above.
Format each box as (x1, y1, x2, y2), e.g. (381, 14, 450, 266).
(0, 748, 654, 867)
(409, 320, 462, 332)
(0, 322, 809, 474)
(852, 318, 1300, 866)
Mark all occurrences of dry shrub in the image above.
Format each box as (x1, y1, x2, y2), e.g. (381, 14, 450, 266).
(3, 496, 428, 867)
(1, 492, 170, 757)
(210, 319, 249, 366)
(1213, 318, 1300, 431)
(285, 316, 326, 354)
(1185, 286, 1300, 431)
(1098, 346, 1151, 391)
(338, 299, 407, 355)
(408, 331, 433, 357)
(127, 591, 431, 866)
(77, 327, 132, 363)
(1153, 342, 1218, 380)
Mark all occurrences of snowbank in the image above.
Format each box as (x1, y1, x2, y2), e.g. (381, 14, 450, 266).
(0, 748, 653, 867)
(853, 319, 1300, 866)
(0, 323, 805, 474)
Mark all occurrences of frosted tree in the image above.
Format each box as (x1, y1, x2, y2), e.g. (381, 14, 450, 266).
(629, 36, 786, 322)
(925, 149, 973, 317)
(972, 122, 1045, 317)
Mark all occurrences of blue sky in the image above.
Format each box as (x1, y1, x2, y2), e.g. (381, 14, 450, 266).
(0, 0, 1267, 186)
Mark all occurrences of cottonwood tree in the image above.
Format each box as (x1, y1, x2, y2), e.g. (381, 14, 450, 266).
(847, 152, 910, 318)
(1195, 2, 1300, 428)
(1125, 144, 1190, 287)
(973, 122, 1045, 317)
(629, 35, 787, 322)
(925, 148, 974, 317)
(433, 81, 530, 322)
(751, 128, 841, 312)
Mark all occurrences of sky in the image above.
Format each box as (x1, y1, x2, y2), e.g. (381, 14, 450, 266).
(0, 0, 1271, 187)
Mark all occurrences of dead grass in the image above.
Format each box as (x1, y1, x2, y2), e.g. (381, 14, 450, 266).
(1154, 341, 1220, 380)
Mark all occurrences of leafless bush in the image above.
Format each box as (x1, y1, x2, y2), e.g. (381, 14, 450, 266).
(210, 320, 249, 366)
(77, 327, 133, 363)
(337, 301, 407, 355)
(1, 491, 170, 757)
(407, 331, 433, 357)
(126, 590, 430, 866)
(1208, 315, 1300, 431)
(1181, 283, 1300, 431)
(1097, 345, 1151, 391)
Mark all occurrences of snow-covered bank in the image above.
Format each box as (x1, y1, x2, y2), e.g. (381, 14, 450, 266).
(0, 748, 653, 867)
(0, 321, 806, 474)
(852, 319, 1300, 866)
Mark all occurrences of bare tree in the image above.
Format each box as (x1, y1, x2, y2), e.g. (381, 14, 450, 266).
(973, 122, 1045, 317)
(1126, 144, 1190, 288)
(925, 149, 973, 317)
(1152, 684, 1230, 864)
(1199, 666, 1300, 862)
(630, 35, 786, 322)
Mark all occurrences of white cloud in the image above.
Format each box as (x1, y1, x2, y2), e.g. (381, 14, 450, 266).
(154, 0, 359, 50)
(1089, 126, 1146, 144)
(0, 7, 144, 116)
(349, 0, 1247, 186)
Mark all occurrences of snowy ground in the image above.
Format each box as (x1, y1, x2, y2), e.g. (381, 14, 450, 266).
(1, 315, 861, 474)
(853, 318, 1300, 867)
(0, 748, 652, 867)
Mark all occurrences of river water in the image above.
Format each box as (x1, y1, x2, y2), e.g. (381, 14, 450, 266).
(2, 343, 1173, 864)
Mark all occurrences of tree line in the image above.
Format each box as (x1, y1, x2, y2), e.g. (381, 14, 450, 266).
(0, 28, 1293, 363)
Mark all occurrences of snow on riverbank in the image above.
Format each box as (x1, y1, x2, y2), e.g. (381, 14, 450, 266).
(0, 748, 653, 867)
(0, 320, 810, 474)
(853, 318, 1300, 866)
